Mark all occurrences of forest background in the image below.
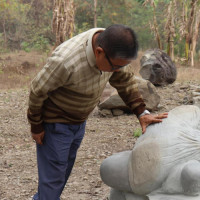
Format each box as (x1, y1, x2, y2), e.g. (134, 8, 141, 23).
(0, 0, 200, 62)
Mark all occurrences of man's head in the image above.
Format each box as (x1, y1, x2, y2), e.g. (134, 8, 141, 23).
(94, 24, 139, 72)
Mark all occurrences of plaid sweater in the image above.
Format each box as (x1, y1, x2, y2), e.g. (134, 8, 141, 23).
(28, 28, 145, 134)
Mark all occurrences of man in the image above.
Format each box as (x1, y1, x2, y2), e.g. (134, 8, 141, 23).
(27, 24, 167, 200)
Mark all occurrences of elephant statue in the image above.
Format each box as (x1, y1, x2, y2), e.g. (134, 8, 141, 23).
(100, 105, 200, 200)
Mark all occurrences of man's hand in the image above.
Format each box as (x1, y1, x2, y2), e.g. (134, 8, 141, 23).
(139, 113, 168, 134)
(32, 131, 45, 145)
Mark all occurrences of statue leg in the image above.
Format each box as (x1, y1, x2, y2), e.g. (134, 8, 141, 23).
(110, 188, 126, 200)
(110, 188, 149, 200)
(181, 160, 200, 196)
(100, 151, 132, 192)
(160, 160, 200, 196)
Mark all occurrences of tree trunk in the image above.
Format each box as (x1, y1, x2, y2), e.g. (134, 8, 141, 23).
(190, 8, 200, 67)
(167, 36, 174, 61)
(144, 0, 162, 50)
(185, 0, 197, 64)
(94, 0, 97, 28)
(52, 0, 75, 48)
(2, 17, 7, 48)
(166, 1, 175, 61)
(152, 3, 162, 50)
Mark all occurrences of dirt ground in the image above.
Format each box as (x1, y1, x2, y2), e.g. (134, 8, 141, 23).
(0, 51, 199, 200)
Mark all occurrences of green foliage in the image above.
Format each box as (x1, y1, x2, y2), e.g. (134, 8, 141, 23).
(33, 36, 50, 51)
(136, 0, 145, 4)
(21, 41, 31, 52)
(21, 35, 50, 52)
(174, 37, 185, 57)
(125, 1, 156, 49)
(0, 0, 53, 52)
(0, 0, 31, 48)
(133, 128, 142, 137)
(0, 67, 4, 74)
(76, 22, 92, 34)
(0, 33, 5, 53)
(74, 0, 156, 49)
(74, 0, 94, 34)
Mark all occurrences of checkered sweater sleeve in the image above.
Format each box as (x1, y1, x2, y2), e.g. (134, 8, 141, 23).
(109, 67, 146, 116)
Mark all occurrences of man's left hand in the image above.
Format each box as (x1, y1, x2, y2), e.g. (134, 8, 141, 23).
(139, 113, 168, 134)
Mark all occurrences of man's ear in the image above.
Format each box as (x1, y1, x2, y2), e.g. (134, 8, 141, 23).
(95, 46, 104, 57)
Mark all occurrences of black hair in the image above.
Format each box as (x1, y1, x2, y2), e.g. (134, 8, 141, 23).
(96, 24, 139, 59)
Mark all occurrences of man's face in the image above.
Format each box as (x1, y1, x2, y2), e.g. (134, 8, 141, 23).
(94, 46, 131, 72)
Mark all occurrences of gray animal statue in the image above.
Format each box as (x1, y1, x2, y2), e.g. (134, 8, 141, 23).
(100, 105, 200, 200)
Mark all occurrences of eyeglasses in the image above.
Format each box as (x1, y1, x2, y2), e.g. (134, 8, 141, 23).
(99, 45, 129, 70)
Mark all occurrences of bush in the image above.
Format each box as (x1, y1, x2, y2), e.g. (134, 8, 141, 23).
(21, 35, 50, 52)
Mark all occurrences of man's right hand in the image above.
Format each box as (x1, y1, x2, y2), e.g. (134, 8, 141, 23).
(32, 131, 45, 145)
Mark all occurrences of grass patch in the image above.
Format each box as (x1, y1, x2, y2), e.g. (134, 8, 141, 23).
(0, 50, 49, 90)
(133, 128, 142, 137)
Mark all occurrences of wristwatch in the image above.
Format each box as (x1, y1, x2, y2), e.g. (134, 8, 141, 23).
(138, 110, 150, 118)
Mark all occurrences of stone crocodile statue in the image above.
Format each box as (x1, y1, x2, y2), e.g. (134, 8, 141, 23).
(100, 105, 200, 200)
